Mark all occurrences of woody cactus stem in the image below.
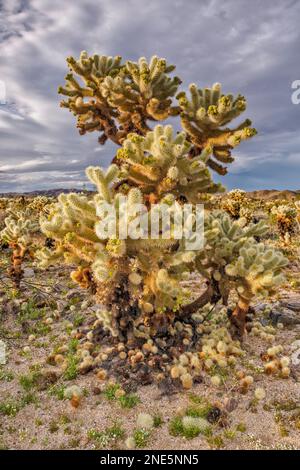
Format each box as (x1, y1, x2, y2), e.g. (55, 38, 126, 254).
(9, 242, 27, 289)
(229, 296, 250, 338)
(177, 280, 221, 319)
(105, 276, 141, 342)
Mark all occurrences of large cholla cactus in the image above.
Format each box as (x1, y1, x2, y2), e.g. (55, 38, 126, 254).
(38, 52, 288, 343)
(0, 210, 37, 288)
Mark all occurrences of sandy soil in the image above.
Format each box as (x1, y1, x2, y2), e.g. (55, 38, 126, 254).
(0, 264, 300, 451)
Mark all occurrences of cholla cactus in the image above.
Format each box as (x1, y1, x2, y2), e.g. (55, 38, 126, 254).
(271, 204, 298, 242)
(0, 196, 48, 288)
(177, 83, 256, 175)
(7, 196, 27, 212)
(189, 212, 287, 335)
(116, 125, 223, 202)
(0, 210, 36, 288)
(294, 200, 300, 229)
(221, 189, 253, 222)
(0, 197, 10, 211)
(58, 53, 181, 144)
(37, 161, 205, 337)
(38, 52, 287, 347)
(2, 196, 53, 227)
(26, 196, 54, 216)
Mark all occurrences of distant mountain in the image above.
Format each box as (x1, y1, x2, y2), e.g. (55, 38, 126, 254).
(0, 188, 299, 200)
(0, 188, 92, 198)
(246, 189, 300, 201)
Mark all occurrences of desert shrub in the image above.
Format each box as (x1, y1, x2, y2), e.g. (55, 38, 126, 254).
(221, 189, 254, 222)
(271, 203, 298, 242)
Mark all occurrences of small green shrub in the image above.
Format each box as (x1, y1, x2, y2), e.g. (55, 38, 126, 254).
(48, 384, 66, 400)
(103, 383, 120, 401)
(63, 355, 78, 380)
(118, 394, 140, 409)
(0, 369, 14, 382)
(133, 429, 151, 448)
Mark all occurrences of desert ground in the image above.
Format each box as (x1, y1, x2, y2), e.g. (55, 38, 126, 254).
(0, 192, 300, 451)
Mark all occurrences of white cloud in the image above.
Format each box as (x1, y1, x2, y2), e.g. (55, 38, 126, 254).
(0, 157, 51, 171)
(0, 0, 299, 192)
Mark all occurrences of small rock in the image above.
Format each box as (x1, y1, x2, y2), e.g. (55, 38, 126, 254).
(157, 377, 179, 395)
(291, 340, 300, 366)
(259, 318, 269, 327)
(280, 300, 300, 312)
(92, 385, 102, 395)
(253, 301, 269, 312)
(23, 268, 34, 278)
(193, 374, 203, 384)
(207, 406, 221, 423)
(56, 301, 67, 312)
(269, 308, 300, 326)
(66, 289, 82, 300)
(224, 397, 238, 413)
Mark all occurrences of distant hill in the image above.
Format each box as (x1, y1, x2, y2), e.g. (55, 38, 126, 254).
(246, 189, 300, 201)
(0, 188, 91, 198)
(0, 188, 299, 200)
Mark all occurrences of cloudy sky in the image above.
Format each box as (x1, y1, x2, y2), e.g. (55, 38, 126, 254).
(0, 0, 299, 193)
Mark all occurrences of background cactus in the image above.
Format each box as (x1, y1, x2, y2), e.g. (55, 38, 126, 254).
(0, 210, 36, 288)
(0, 196, 53, 289)
(296, 200, 300, 229)
(221, 189, 254, 222)
(271, 203, 298, 243)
